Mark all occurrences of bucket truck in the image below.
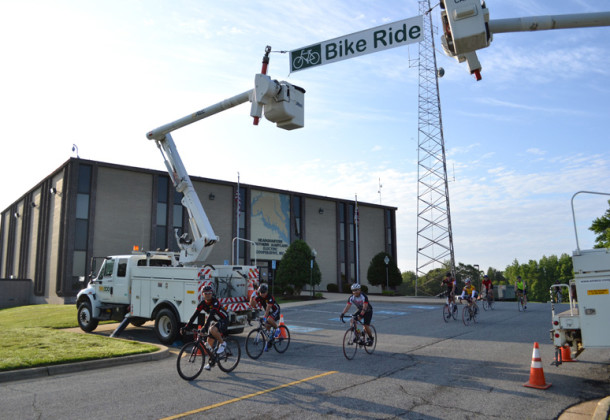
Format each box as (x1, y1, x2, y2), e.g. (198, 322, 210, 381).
(76, 54, 305, 344)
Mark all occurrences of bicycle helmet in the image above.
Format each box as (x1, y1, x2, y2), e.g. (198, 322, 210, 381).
(202, 285, 213, 294)
(258, 284, 268, 294)
(464, 278, 471, 284)
(351, 283, 361, 291)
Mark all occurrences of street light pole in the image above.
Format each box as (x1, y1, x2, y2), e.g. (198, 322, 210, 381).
(473, 264, 480, 291)
(311, 249, 317, 298)
(384, 255, 390, 291)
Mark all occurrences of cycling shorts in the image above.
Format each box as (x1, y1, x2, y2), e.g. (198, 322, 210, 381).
(209, 319, 228, 335)
(268, 307, 280, 322)
(356, 309, 373, 326)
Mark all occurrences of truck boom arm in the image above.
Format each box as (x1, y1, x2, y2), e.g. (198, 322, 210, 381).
(146, 73, 305, 265)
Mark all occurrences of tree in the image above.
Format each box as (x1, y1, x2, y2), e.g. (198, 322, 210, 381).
(275, 240, 320, 295)
(589, 199, 610, 249)
(400, 270, 417, 295)
(366, 252, 402, 291)
(414, 267, 447, 297)
(486, 267, 506, 285)
(501, 254, 573, 302)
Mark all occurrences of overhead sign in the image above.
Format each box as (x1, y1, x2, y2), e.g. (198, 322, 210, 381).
(290, 15, 423, 73)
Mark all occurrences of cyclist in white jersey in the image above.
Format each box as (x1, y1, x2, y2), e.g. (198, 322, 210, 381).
(340, 283, 374, 346)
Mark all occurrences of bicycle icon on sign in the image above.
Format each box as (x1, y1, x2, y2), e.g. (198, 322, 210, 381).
(292, 48, 321, 70)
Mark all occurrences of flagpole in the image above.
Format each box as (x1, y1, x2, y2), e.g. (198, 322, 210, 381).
(236, 172, 240, 264)
(354, 193, 360, 285)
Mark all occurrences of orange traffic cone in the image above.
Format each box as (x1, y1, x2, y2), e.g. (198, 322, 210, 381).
(560, 345, 577, 363)
(279, 314, 288, 339)
(523, 342, 552, 389)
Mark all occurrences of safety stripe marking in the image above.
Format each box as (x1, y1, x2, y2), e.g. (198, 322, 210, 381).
(160, 371, 338, 420)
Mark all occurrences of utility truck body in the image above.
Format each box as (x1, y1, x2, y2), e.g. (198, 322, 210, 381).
(550, 192, 610, 364)
(77, 253, 257, 344)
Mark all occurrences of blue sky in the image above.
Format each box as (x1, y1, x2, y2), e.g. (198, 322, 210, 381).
(1, 1, 609, 275)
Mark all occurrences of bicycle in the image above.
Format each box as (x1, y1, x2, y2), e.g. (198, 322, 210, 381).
(481, 290, 494, 311)
(516, 291, 526, 312)
(340, 313, 377, 360)
(176, 328, 241, 381)
(442, 297, 458, 322)
(461, 299, 479, 326)
(245, 317, 291, 359)
(292, 49, 321, 70)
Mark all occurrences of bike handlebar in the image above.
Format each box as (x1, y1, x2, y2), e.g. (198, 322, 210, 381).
(340, 313, 363, 324)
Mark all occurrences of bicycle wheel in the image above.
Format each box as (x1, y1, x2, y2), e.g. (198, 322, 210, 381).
(472, 303, 479, 323)
(443, 304, 451, 323)
(176, 341, 205, 381)
(482, 299, 489, 311)
(451, 303, 458, 320)
(462, 306, 472, 326)
(489, 297, 494, 310)
(245, 328, 265, 359)
(273, 326, 291, 353)
(342, 328, 358, 360)
(364, 325, 377, 355)
(217, 337, 241, 373)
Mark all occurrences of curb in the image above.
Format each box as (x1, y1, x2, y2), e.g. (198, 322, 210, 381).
(0, 344, 169, 384)
(593, 396, 610, 420)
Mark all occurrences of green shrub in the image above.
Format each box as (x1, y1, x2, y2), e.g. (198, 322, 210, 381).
(327, 283, 339, 293)
(315, 292, 324, 299)
(283, 285, 295, 296)
(382, 290, 396, 296)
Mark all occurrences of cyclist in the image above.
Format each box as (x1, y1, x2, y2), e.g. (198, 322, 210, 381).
(249, 283, 281, 348)
(481, 274, 493, 301)
(441, 272, 457, 316)
(182, 284, 228, 370)
(460, 278, 478, 313)
(340, 283, 374, 346)
(515, 275, 527, 309)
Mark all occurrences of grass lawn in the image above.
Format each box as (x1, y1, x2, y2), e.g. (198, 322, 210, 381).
(0, 305, 158, 372)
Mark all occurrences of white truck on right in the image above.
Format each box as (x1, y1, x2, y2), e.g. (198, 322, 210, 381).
(550, 191, 610, 364)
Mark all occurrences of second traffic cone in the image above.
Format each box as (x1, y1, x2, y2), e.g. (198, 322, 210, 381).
(523, 342, 552, 389)
(279, 314, 288, 339)
(560, 345, 577, 362)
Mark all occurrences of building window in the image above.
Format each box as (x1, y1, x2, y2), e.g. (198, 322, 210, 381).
(236, 186, 246, 264)
(73, 165, 91, 287)
(155, 176, 169, 250)
(385, 209, 393, 257)
(292, 195, 302, 240)
(171, 190, 184, 251)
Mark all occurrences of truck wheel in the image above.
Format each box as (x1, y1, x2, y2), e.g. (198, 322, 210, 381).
(154, 309, 178, 345)
(77, 301, 99, 332)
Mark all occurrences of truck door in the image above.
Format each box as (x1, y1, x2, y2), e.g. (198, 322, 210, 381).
(95, 258, 115, 303)
(112, 258, 130, 304)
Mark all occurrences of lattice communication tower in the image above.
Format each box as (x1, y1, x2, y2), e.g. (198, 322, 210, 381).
(415, 0, 456, 294)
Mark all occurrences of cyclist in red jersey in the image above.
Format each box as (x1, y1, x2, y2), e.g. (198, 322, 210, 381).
(481, 274, 493, 300)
